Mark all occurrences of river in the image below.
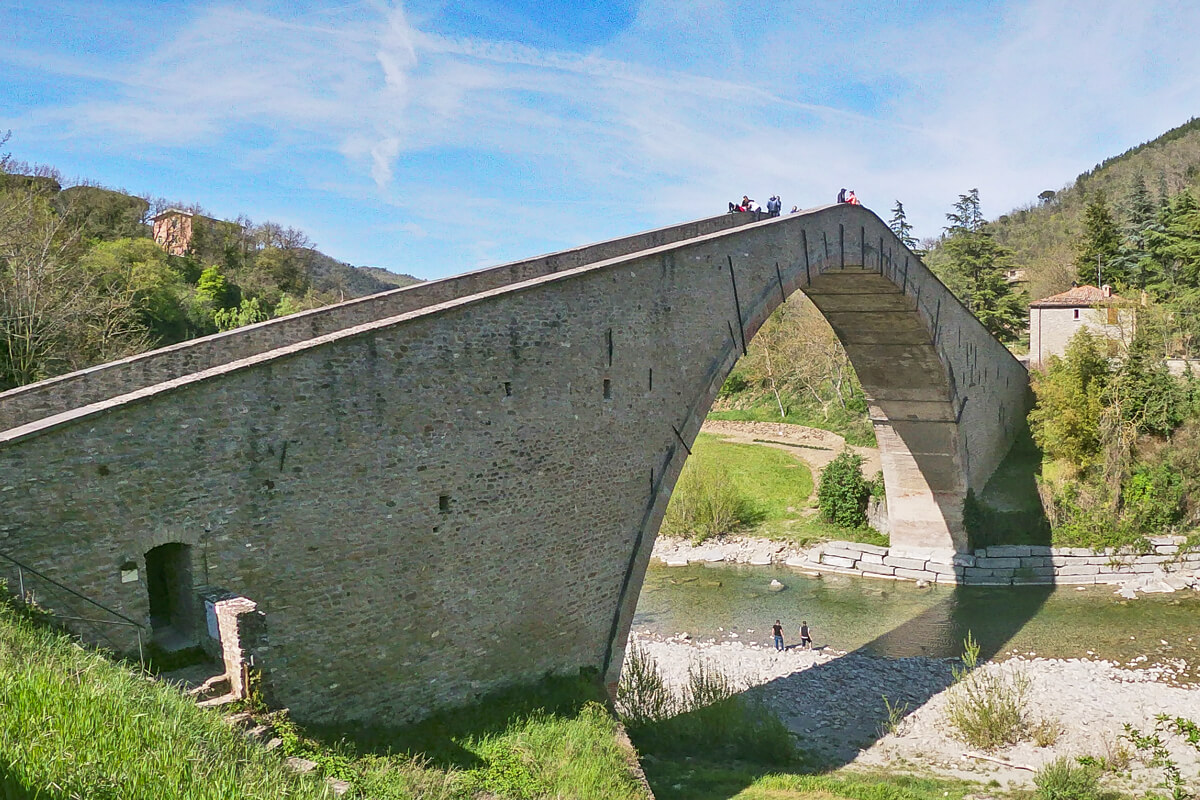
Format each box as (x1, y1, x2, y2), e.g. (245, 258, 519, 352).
(634, 562, 1200, 680)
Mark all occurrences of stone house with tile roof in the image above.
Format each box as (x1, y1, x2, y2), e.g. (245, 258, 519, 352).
(1029, 284, 1134, 368)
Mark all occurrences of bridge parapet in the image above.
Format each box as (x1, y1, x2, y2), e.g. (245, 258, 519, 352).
(0, 213, 759, 433)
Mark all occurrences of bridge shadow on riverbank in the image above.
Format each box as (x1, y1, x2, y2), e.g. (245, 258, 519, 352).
(636, 581, 1055, 798)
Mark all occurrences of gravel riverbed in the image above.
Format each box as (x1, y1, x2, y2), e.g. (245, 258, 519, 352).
(630, 629, 1200, 793)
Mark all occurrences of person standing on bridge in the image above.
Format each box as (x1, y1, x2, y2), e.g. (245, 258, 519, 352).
(767, 195, 781, 217)
(846, 190, 860, 206)
(772, 619, 785, 651)
(837, 188, 847, 203)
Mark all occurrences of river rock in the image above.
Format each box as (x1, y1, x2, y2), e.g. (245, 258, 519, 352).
(768, 579, 785, 592)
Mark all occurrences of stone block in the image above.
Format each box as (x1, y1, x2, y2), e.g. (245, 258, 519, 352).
(975, 556, 1021, 569)
(952, 553, 976, 567)
(926, 561, 964, 576)
(1056, 564, 1100, 576)
(1020, 556, 1049, 568)
(882, 555, 927, 570)
(895, 567, 937, 582)
(1052, 547, 1093, 557)
(1012, 575, 1053, 585)
(859, 552, 886, 564)
(831, 540, 889, 556)
(1155, 545, 1180, 555)
(1026, 545, 1053, 556)
(1053, 575, 1096, 585)
(821, 554, 858, 569)
(985, 545, 1031, 558)
(1050, 555, 1085, 567)
(859, 561, 896, 576)
(963, 575, 1013, 586)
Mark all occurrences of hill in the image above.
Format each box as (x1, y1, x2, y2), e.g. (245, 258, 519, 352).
(989, 117, 1200, 300)
(0, 160, 425, 391)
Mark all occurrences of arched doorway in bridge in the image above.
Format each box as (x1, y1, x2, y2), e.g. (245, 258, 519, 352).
(145, 542, 195, 648)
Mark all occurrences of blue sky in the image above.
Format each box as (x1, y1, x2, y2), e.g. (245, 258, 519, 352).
(4, 1, 1200, 279)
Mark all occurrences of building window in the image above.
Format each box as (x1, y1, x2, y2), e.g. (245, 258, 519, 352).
(1073, 309, 1080, 320)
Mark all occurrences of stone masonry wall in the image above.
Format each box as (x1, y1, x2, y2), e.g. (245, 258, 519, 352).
(0, 204, 1026, 724)
(811, 538, 1199, 587)
(0, 214, 758, 432)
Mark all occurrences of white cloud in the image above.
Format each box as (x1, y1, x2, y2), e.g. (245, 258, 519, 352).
(7, 0, 1200, 273)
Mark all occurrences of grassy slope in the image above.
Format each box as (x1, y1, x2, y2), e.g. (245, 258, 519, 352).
(0, 603, 648, 800)
(0, 605, 329, 799)
(686, 434, 885, 546)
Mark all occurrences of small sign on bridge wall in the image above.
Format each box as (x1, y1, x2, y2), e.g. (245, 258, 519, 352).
(205, 600, 220, 641)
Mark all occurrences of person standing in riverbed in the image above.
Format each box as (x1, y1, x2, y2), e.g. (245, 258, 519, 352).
(800, 620, 813, 650)
(772, 619, 785, 651)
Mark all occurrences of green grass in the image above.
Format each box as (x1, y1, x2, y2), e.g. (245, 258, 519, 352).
(0, 601, 648, 800)
(682, 435, 886, 547)
(691, 434, 814, 523)
(0, 604, 330, 799)
(639, 760, 988, 800)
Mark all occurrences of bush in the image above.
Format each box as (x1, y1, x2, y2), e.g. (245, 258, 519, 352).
(617, 645, 795, 766)
(946, 633, 1033, 750)
(1034, 757, 1102, 800)
(817, 450, 869, 528)
(662, 459, 755, 543)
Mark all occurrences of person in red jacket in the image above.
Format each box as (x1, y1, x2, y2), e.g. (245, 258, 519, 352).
(846, 190, 860, 206)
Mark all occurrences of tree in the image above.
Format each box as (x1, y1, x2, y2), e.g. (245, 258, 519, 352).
(1074, 191, 1123, 286)
(889, 200, 919, 252)
(77, 238, 189, 343)
(1143, 189, 1200, 295)
(1037, 189, 1056, 205)
(1106, 329, 1186, 437)
(935, 189, 1026, 342)
(0, 167, 147, 388)
(946, 188, 985, 233)
(1028, 329, 1110, 467)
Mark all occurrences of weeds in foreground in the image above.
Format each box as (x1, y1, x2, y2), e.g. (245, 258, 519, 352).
(945, 632, 1033, 750)
(617, 644, 795, 767)
(1031, 715, 1063, 748)
(877, 694, 911, 738)
(1034, 756, 1103, 800)
(1123, 714, 1200, 800)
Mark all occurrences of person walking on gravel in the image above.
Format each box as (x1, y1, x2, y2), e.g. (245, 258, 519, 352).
(800, 620, 813, 650)
(772, 619, 785, 651)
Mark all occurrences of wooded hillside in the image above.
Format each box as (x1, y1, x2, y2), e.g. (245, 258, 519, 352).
(0, 138, 419, 391)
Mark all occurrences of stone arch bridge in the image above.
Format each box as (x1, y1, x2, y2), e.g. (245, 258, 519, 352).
(0, 203, 1027, 723)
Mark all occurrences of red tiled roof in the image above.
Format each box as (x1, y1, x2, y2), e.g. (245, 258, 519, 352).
(1029, 285, 1117, 308)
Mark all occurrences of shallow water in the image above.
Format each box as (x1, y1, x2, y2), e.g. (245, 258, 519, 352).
(633, 563, 1200, 679)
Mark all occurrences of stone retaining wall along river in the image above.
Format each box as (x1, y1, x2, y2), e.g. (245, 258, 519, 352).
(813, 537, 1200, 591)
(652, 535, 1200, 594)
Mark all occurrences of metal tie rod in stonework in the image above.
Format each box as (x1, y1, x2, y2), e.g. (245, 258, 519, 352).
(0, 551, 145, 664)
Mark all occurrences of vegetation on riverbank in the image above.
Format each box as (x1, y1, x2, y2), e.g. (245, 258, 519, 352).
(663, 434, 884, 546)
(1029, 328, 1200, 552)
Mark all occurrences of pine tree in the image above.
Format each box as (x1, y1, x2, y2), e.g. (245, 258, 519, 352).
(889, 200, 919, 252)
(1075, 191, 1123, 286)
(1144, 189, 1200, 295)
(936, 189, 1025, 342)
(1113, 177, 1156, 290)
(945, 188, 985, 233)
